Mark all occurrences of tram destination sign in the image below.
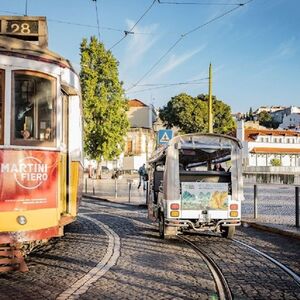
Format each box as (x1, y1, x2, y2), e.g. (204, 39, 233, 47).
(0, 16, 48, 47)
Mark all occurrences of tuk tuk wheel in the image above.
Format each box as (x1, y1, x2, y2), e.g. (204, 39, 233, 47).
(158, 213, 165, 239)
(221, 226, 235, 238)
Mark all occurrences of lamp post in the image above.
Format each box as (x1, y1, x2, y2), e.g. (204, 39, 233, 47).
(208, 63, 213, 134)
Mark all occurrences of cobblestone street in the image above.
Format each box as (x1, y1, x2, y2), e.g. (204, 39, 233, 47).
(1, 197, 300, 299)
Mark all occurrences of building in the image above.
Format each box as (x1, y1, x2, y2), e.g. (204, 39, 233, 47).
(237, 120, 300, 167)
(122, 99, 157, 171)
(254, 105, 300, 124)
(279, 113, 300, 131)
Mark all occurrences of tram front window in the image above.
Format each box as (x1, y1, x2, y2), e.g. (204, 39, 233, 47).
(12, 71, 56, 146)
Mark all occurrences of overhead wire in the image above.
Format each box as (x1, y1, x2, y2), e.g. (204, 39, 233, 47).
(92, 0, 101, 41)
(126, 0, 254, 92)
(109, 0, 158, 51)
(126, 80, 208, 94)
(134, 76, 208, 87)
(0, 10, 153, 35)
(158, 1, 244, 5)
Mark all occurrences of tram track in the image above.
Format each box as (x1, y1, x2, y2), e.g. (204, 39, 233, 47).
(56, 214, 121, 300)
(233, 238, 300, 287)
(177, 235, 233, 300)
(80, 200, 300, 298)
(179, 231, 300, 299)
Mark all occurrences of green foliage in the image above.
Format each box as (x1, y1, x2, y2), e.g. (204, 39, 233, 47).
(270, 158, 281, 166)
(256, 111, 280, 129)
(80, 36, 129, 163)
(245, 107, 254, 121)
(159, 93, 235, 135)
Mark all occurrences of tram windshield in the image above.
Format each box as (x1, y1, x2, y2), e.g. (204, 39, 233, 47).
(12, 71, 56, 146)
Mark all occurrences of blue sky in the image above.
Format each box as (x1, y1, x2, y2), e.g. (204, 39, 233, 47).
(1, 0, 299, 113)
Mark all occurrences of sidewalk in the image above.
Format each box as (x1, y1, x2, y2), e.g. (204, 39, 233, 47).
(83, 174, 147, 206)
(82, 175, 300, 240)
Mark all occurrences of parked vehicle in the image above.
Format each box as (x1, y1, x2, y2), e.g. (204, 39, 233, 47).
(147, 133, 243, 239)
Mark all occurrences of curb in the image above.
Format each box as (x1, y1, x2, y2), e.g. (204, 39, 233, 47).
(82, 193, 148, 209)
(242, 220, 300, 241)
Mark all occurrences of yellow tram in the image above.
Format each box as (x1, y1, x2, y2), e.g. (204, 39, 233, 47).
(0, 16, 83, 271)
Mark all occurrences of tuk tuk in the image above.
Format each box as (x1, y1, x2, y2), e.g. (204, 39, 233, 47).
(147, 133, 243, 239)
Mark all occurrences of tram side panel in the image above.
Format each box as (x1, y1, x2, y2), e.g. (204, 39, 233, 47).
(0, 150, 62, 243)
(68, 95, 83, 218)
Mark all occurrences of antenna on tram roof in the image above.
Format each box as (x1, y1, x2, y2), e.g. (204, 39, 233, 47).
(25, 0, 28, 16)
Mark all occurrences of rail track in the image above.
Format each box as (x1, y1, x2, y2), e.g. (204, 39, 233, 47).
(178, 231, 300, 300)
(177, 235, 233, 300)
(57, 214, 121, 300)
(233, 239, 300, 287)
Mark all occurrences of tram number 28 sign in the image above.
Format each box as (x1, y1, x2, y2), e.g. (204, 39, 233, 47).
(0, 16, 47, 46)
(6, 20, 39, 35)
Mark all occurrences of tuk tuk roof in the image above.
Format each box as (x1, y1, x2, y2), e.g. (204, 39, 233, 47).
(149, 133, 242, 165)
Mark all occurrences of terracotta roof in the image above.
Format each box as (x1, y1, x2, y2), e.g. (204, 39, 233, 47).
(245, 128, 300, 141)
(250, 147, 300, 154)
(128, 99, 147, 107)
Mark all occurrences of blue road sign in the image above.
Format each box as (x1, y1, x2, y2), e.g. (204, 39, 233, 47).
(158, 130, 173, 144)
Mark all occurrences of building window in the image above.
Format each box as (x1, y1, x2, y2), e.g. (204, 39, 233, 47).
(11, 71, 56, 147)
(0, 69, 4, 144)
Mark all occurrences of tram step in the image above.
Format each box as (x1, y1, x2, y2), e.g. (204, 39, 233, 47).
(0, 246, 29, 272)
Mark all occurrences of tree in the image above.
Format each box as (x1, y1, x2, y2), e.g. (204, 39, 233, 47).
(270, 158, 281, 166)
(257, 111, 272, 128)
(159, 93, 235, 135)
(80, 36, 129, 176)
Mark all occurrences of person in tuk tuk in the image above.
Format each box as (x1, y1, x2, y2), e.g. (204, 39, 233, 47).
(213, 163, 225, 171)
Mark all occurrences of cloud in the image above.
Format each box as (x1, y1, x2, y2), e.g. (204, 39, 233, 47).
(121, 20, 160, 72)
(149, 45, 206, 81)
(275, 37, 297, 59)
(261, 37, 297, 65)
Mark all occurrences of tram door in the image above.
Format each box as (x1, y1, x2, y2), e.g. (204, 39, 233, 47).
(61, 92, 70, 213)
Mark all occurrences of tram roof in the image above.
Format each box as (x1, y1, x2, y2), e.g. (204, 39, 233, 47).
(0, 36, 74, 71)
(149, 133, 242, 164)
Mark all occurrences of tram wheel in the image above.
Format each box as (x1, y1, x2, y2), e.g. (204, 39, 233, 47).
(221, 226, 235, 239)
(158, 213, 165, 239)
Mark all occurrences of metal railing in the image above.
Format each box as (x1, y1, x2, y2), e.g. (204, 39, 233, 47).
(243, 183, 300, 228)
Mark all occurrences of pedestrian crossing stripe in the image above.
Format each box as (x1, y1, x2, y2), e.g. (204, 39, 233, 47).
(160, 132, 170, 143)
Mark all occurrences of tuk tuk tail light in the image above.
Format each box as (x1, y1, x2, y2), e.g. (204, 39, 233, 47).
(170, 211, 180, 217)
(230, 211, 238, 217)
(170, 203, 180, 210)
(230, 204, 238, 210)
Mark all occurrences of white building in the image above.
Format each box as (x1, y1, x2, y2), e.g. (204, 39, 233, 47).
(270, 106, 300, 124)
(279, 113, 300, 131)
(122, 99, 157, 171)
(237, 120, 300, 167)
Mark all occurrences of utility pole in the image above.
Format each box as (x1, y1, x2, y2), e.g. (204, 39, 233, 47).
(208, 63, 213, 133)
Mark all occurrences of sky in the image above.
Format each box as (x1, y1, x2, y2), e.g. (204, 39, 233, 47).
(1, 0, 299, 113)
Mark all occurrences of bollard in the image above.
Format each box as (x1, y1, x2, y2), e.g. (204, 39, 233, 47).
(115, 178, 117, 199)
(145, 181, 149, 205)
(93, 179, 95, 195)
(296, 186, 299, 228)
(128, 182, 132, 203)
(85, 178, 87, 194)
(254, 184, 257, 219)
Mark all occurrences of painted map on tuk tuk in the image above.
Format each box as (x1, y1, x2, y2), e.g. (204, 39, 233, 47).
(181, 182, 228, 210)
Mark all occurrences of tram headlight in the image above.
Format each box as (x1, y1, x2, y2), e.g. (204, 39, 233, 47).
(17, 215, 27, 225)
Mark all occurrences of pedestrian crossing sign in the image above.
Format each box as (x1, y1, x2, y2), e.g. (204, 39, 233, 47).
(158, 130, 173, 144)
